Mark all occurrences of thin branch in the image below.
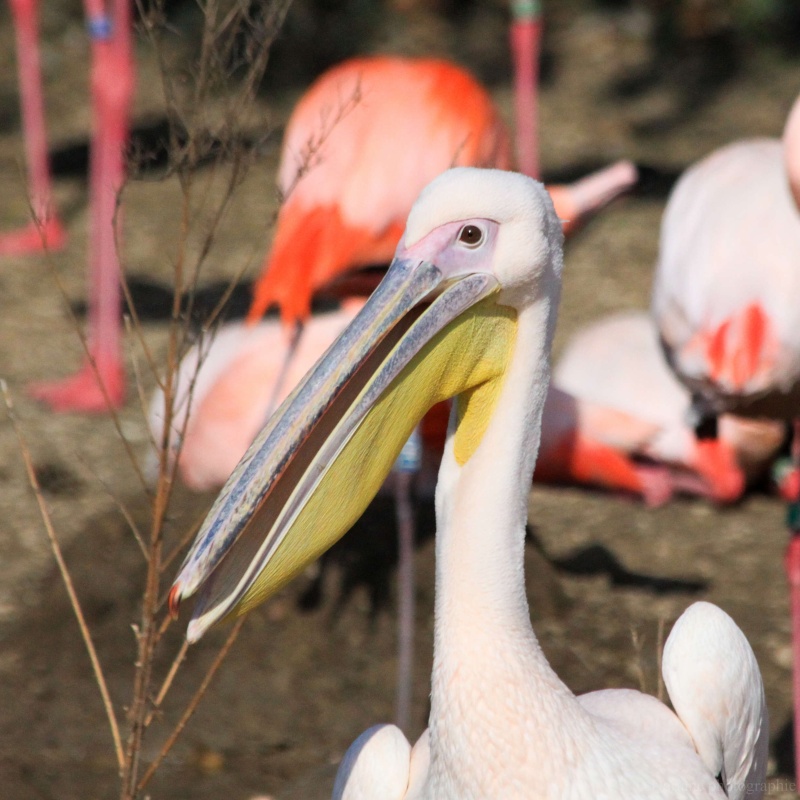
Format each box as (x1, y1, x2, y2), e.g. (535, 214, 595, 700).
(76, 453, 148, 559)
(1, 381, 124, 770)
(630, 626, 647, 694)
(113, 192, 160, 384)
(32, 216, 151, 495)
(124, 315, 161, 458)
(136, 617, 245, 793)
(656, 616, 666, 703)
(162, 511, 206, 573)
(144, 636, 189, 727)
(151, 601, 176, 650)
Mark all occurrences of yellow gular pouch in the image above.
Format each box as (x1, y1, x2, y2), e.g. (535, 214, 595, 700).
(453, 308, 516, 466)
(229, 298, 518, 620)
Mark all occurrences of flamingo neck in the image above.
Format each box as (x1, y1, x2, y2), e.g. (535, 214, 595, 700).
(426, 297, 588, 796)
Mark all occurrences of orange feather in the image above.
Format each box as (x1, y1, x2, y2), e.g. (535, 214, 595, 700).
(249, 57, 510, 325)
(250, 55, 637, 326)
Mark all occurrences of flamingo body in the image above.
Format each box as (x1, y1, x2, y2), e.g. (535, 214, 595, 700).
(149, 303, 364, 491)
(249, 56, 637, 327)
(536, 384, 675, 505)
(249, 57, 510, 325)
(554, 311, 784, 500)
(653, 137, 800, 419)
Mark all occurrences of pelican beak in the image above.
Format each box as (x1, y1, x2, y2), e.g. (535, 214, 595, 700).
(171, 255, 516, 642)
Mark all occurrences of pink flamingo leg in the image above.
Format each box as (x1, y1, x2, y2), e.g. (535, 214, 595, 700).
(789, 537, 800, 781)
(1, 0, 66, 255)
(510, 0, 542, 179)
(786, 419, 800, 781)
(28, 0, 133, 412)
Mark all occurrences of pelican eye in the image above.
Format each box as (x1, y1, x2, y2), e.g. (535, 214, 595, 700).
(458, 224, 483, 248)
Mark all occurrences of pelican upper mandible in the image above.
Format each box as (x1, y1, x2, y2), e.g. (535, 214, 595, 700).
(170, 168, 768, 800)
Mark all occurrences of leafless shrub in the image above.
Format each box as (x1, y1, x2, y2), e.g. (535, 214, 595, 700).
(6, 1, 293, 797)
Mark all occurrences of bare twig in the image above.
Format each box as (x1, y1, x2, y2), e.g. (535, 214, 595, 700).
(630, 626, 647, 694)
(113, 196, 161, 383)
(1, 381, 125, 770)
(656, 616, 666, 703)
(144, 637, 189, 727)
(76, 453, 148, 559)
(136, 617, 246, 793)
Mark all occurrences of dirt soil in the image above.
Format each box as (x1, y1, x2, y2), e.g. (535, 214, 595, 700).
(1, 3, 800, 799)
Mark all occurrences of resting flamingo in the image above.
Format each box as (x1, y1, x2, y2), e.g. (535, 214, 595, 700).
(149, 300, 368, 492)
(6, 0, 134, 412)
(553, 310, 785, 502)
(169, 168, 768, 799)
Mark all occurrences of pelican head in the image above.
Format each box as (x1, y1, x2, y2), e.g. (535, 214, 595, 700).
(170, 167, 563, 642)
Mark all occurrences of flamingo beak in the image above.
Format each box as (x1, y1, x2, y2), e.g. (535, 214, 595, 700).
(170, 255, 514, 642)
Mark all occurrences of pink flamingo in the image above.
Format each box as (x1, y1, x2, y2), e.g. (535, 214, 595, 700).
(553, 310, 785, 502)
(149, 300, 369, 492)
(5, 0, 134, 412)
(652, 91, 800, 776)
(246, 55, 637, 328)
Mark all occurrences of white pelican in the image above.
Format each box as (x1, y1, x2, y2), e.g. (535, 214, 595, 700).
(170, 167, 768, 799)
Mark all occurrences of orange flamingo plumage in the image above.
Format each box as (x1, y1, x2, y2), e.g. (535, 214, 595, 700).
(247, 57, 511, 326)
(248, 55, 637, 328)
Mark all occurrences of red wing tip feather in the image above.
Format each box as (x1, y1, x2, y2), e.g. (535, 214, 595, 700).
(697, 303, 775, 391)
(694, 439, 745, 503)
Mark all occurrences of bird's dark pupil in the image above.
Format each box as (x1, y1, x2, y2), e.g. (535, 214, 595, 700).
(461, 225, 480, 243)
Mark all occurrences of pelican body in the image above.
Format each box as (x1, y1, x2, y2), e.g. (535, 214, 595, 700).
(171, 169, 767, 799)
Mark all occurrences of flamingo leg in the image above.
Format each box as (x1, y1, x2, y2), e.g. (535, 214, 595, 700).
(510, 0, 542, 179)
(28, 0, 134, 412)
(0, 0, 66, 255)
(786, 418, 800, 782)
(393, 427, 421, 733)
